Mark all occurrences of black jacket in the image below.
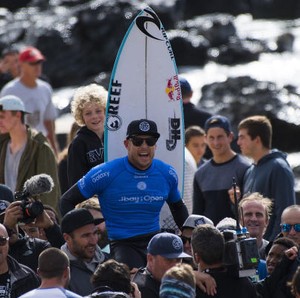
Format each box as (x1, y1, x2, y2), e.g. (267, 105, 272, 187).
(132, 267, 160, 298)
(256, 255, 298, 298)
(196, 268, 257, 298)
(9, 232, 51, 272)
(67, 126, 104, 187)
(8, 255, 40, 298)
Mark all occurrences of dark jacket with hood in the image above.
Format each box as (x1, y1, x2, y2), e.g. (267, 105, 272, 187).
(67, 126, 104, 187)
(242, 149, 296, 241)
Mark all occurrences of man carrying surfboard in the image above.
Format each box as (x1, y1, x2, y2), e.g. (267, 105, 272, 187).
(60, 119, 189, 269)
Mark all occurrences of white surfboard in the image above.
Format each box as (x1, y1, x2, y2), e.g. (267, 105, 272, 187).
(105, 7, 184, 224)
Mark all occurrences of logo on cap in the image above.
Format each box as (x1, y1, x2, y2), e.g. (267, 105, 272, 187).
(172, 238, 182, 250)
(195, 218, 206, 226)
(139, 121, 151, 132)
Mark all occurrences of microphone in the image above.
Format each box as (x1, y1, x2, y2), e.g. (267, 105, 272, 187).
(23, 174, 54, 196)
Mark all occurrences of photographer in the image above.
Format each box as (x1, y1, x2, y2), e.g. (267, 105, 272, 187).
(2, 197, 64, 272)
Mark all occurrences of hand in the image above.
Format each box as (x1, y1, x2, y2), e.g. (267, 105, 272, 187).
(130, 282, 141, 298)
(31, 210, 54, 229)
(228, 186, 241, 204)
(3, 201, 23, 229)
(285, 246, 298, 260)
(194, 271, 217, 296)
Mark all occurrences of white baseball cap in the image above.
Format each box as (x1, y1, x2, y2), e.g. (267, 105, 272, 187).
(0, 95, 28, 113)
(182, 214, 214, 229)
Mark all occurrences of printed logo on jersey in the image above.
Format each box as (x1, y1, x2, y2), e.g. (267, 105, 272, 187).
(119, 195, 164, 203)
(91, 171, 110, 183)
(137, 181, 147, 190)
(165, 75, 181, 101)
(166, 117, 181, 151)
(106, 79, 122, 131)
(136, 9, 163, 41)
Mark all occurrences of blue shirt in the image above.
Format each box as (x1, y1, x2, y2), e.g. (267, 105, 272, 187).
(77, 157, 181, 240)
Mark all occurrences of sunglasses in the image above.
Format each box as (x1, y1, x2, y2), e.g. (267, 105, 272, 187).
(180, 236, 191, 245)
(130, 136, 157, 147)
(0, 236, 9, 246)
(280, 223, 300, 233)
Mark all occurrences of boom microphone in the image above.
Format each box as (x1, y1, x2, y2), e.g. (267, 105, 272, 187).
(23, 174, 54, 196)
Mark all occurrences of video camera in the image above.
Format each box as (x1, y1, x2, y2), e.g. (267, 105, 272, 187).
(222, 178, 260, 278)
(14, 174, 54, 224)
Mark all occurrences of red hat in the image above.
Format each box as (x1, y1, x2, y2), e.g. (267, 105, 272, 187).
(19, 46, 45, 63)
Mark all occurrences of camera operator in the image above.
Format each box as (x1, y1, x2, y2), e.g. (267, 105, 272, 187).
(2, 199, 64, 272)
(191, 224, 257, 297)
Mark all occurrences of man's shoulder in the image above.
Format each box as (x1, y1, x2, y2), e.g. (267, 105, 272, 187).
(132, 267, 159, 287)
(0, 78, 20, 93)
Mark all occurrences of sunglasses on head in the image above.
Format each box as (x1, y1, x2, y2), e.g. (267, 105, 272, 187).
(130, 136, 157, 147)
(280, 223, 300, 233)
(0, 236, 9, 246)
(180, 235, 191, 245)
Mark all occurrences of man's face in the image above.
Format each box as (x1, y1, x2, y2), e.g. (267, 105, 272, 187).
(0, 226, 9, 266)
(205, 127, 233, 159)
(147, 254, 181, 281)
(65, 224, 99, 262)
(241, 201, 268, 239)
(186, 135, 206, 165)
(88, 209, 109, 249)
(2, 53, 20, 78)
(237, 128, 256, 158)
(181, 228, 193, 256)
(281, 209, 300, 245)
(266, 244, 287, 274)
(124, 135, 157, 170)
(0, 110, 19, 133)
(21, 61, 43, 79)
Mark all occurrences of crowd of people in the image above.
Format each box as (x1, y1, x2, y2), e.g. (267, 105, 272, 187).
(0, 45, 299, 298)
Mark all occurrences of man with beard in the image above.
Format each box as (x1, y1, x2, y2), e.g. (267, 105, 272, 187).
(60, 208, 108, 296)
(76, 197, 109, 253)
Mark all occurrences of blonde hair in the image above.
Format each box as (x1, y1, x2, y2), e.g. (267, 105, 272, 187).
(75, 196, 101, 212)
(71, 83, 107, 126)
(239, 192, 273, 220)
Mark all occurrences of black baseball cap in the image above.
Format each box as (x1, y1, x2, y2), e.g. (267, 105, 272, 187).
(61, 208, 104, 234)
(126, 119, 160, 139)
(204, 115, 231, 134)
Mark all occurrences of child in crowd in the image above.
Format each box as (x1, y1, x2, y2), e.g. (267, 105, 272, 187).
(67, 83, 107, 187)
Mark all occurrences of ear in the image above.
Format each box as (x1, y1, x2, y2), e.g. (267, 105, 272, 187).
(193, 252, 201, 264)
(63, 233, 71, 243)
(124, 139, 129, 149)
(63, 266, 70, 279)
(228, 132, 234, 142)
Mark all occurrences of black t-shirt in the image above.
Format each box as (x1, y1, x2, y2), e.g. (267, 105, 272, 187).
(0, 271, 10, 297)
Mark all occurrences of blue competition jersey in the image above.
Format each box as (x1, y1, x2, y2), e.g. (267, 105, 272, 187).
(77, 157, 181, 240)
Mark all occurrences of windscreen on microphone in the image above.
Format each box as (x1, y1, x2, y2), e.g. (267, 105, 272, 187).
(23, 174, 54, 196)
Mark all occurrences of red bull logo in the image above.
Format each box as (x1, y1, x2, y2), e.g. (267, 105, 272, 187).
(165, 75, 181, 101)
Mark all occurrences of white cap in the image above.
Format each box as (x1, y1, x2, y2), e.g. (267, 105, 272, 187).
(0, 95, 28, 113)
(182, 214, 214, 229)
